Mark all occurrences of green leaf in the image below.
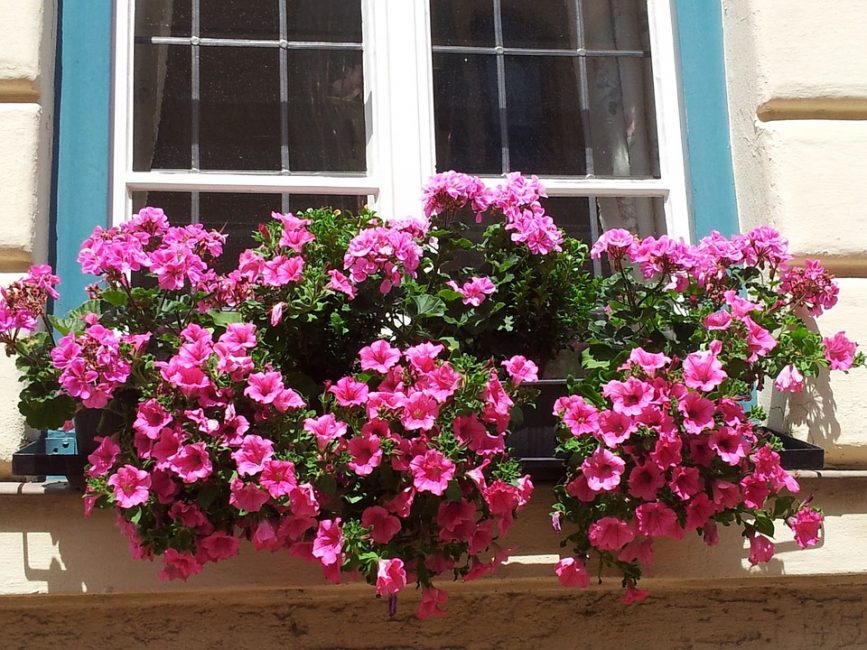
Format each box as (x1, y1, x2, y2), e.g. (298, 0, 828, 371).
(129, 507, 143, 525)
(100, 290, 129, 307)
(753, 513, 775, 537)
(410, 294, 446, 318)
(209, 310, 243, 327)
(444, 479, 462, 502)
(317, 474, 338, 497)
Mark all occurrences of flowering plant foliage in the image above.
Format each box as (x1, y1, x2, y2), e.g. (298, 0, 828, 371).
(553, 227, 863, 599)
(0, 202, 536, 617)
(409, 171, 594, 372)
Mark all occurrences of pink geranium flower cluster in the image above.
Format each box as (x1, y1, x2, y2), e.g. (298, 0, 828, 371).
(553, 347, 824, 599)
(422, 171, 562, 255)
(343, 219, 427, 294)
(0, 265, 60, 339)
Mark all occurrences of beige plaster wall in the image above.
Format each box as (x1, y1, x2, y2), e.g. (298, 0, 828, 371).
(0, 0, 55, 477)
(723, 0, 867, 466)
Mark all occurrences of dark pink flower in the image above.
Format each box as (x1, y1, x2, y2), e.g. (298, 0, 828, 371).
(748, 532, 775, 565)
(86, 436, 120, 478)
(198, 531, 240, 563)
(401, 391, 440, 431)
(628, 462, 665, 501)
(312, 518, 343, 566)
(588, 517, 635, 551)
(159, 549, 202, 582)
(417, 587, 448, 619)
(682, 345, 727, 391)
(635, 502, 680, 538)
(787, 509, 823, 549)
(604, 377, 654, 416)
(581, 448, 625, 492)
(107, 465, 151, 508)
(555, 557, 589, 587)
(410, 450, 455, 495)
(823, 331, 857, 370)
(260, 459, 297, 498)
(362, 506, 401, 544)
(347, 434, 383, 476)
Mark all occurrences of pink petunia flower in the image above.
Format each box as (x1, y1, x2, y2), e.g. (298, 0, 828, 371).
(347, 434, 383, 476)
(603, 377, 654, 416)
(748, 532, 775, 565)
(231, 434, 274, 476)
(198, 531, 240, 563)
(555, 557, 589, 587)
(410, 449, 455, 496)
(620, 347, 671, 374)
(417, 587, 448, 619)
(86, 435, 120, 478)
(358, 339, 402, 373)
(376, 558, 407, 596)
(743, 316, 778, 362)
(401, 391, 440, 431)
(229, 479, 269, 512)
(635, 501, 681, 538)
(312, 518, 343, 566)
(774, 364, 805, 392)
(107, 465, 151, 508)
(404, 342, 444, 373)
(169, 442, 213, 483)
(362, 506, 402, 544)
(329, 376, 370, 407)
(159, 549, 202, 582)
(678, 391, 716, 434)
(628, 462, 665, 501)
(588, 517, 635, 551)
(581, 448, 626, 492)
(682, 344, 727, 391)
(303, 414, 348, 451)
(259, 459, 297, 498)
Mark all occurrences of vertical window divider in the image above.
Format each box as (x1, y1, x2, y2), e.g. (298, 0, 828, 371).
(491, 0, 510, 175)
(190, 0, 201, 224)
(278, 0, 291, 213)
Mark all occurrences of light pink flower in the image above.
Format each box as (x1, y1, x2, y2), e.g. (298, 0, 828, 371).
(620, 347, 671, 374)
(682, 345, 727, 391)
(555, 557, 589, 587)
(231, 435, 274, 476)
(259, 459, 297, 498)
(703, 311, 733, 330)
(401, 391, 440, 431)
(327, 269, 357, 299)
(743, 316, 778, 362)
(823, 331, 857, 370)
(447, 276, 496, 306)
(376, 558, 407, 596)
(555, 395, 599, 437)
(590, 228, 636, 260)
(774, 364, 805, 392)
(581, 448, 625, 492)
(107, 465, 151, 508)
(501, 355, 539, 386)
(410, 449, 455, 496)
(404, 342, 444, 373)
(303, 414, 348, 451)
(329, 376, 370, 407)
(604, 377, 654, 416)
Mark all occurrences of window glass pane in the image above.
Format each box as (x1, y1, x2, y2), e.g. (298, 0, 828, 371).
(134, 0, 191, 38)
(200, 47, 282, 171)
(288, 51, 366, 172)
(433, 53, 501, 174)
(587, 57, 659, 178)
(505, 56, 584, 175)
(430, 0, 494, 47)
(200, 0, 279, 40)
(583, 0, 649, 51)
(501, 1, 577, 50)
(593, 195, 665, 239)
(543, 197, 593, 244)
(286, 0, 362, 42)
(133, 44, 191, 171)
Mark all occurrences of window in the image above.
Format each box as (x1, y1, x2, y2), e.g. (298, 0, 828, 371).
(111, 0, 690, 274)
(53, 0, 737, 312)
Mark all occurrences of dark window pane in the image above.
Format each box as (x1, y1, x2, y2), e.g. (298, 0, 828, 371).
(430, 0, 494, 47)
(199, 47, 281, 171)
(501, 0, 576, 49)
(131, 192, 193, 224)
(543, 197, 593, 243)
(135, 0, 191, 38)
(583, 0, 649, 51)
(433, 53, 501, 174)
(133, 44, 192, 171)
(587, 57, 659, 177)
(287, 51, 366, 172)
(200, 0, 279, 39)
(504, 56, 584, 175)
(286, 0, 362, 42)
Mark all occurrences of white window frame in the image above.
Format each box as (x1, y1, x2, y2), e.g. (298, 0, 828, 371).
(110, 0, 690, 239)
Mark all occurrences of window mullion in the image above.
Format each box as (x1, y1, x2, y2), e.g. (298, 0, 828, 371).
(111, 0, 134, 228)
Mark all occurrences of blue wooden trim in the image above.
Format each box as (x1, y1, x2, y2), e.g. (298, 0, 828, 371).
(674, 0, 739, 239)
(51, 0, 113, 318)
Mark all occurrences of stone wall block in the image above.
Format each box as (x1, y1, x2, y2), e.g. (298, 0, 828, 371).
(0, 105, 43, 265)
(0, 0, 51, 100)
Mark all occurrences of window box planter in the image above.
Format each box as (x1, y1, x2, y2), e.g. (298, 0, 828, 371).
(506, 380, 825, 482)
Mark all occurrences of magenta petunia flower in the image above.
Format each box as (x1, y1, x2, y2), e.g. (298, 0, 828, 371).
(359, 339, 402, 373)
(362, 506, 402, 544)
(410, 449, 455, 496)
(635, 502, 680, 538)
(555, 557, 589, 588)
(747, 532, 775, 565)
(329, 376, 370, 407)
(375, 558, 407, 597)
(588, 517, 635, 551)
(682, 345, 727, 391)
(347, 434, 383, 476)
(401, 391, 440, 431)
(774, 364, 805, 392)
(581, 448, 625, 492)
(823, 331, 857, 370)
(312, 518, 344, 566)
(787, 509, 823, 549)
(231, 434, 274, 476)
(107, 465, 151, 509)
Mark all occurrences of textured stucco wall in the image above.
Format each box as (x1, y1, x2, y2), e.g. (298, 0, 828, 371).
(722, 0, 867, 467)
(0, 0, 55, 477)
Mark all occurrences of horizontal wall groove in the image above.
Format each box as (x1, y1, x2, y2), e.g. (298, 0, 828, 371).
(758, 98, 867, 122)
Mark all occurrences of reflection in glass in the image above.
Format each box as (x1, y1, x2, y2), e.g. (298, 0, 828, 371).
(433, 54, 501, 174)
(286, 0, 362, 42)
(200, 0, 279, 39)
(430, 0, 494, 47)
(199, 47, 282, 171)
(505, 56, 584, 175)
(587, 57, 659, 178)
(287, 51, 366, 172)
(501, 0, 576, 49)
(134, 0, 191, 38)
(134, 44, 192, 171)
(583, 0, 649, 51)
